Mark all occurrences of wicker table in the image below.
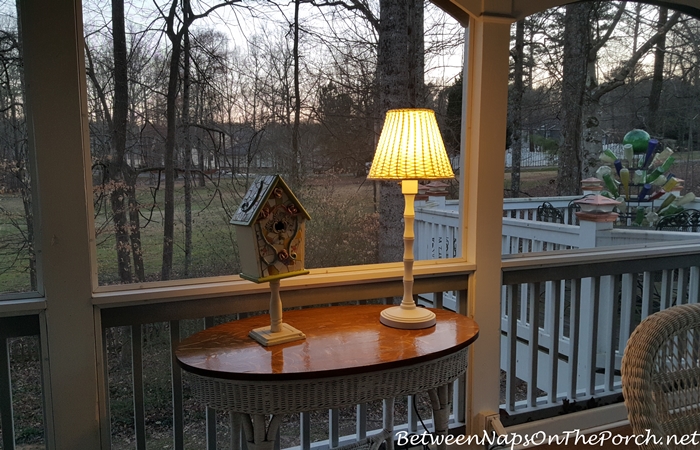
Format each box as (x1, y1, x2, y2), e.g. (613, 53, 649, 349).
(175, 305, 479, 450)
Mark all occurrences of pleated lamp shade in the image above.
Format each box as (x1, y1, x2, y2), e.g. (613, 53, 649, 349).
(368, 108, 455, 180)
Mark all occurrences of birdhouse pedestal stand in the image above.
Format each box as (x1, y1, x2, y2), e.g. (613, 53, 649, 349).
(249, 279, 306, 346)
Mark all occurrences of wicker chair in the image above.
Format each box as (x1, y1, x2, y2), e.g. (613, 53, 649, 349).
(621, 304, 700, 450)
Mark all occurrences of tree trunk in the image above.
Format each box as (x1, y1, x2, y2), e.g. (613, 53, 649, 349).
(159, 0, 241, 279)
(128, 180, 145, 282)
(648, 7, 668, 135)
(161, 28, 182, 281)
(376, 0, 415, 264)
(291, 0, 302, 188)
(510, 19, 525, 199)
(183, 6, 193, 277)
(407, 0, 424, 106)
(111, 0, 132, 282)
(557, 3, 591, 195)
(581, 98, 604, 179)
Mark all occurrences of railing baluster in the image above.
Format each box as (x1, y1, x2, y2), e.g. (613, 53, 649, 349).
(568, 279, 580, 401)
(587, 277, 600, 397)
(99, 325, 111, 449)
(434, 291, 444, 310)
(38, 312, 55, 450)
(527, 282, 540, 408)
(619, 273, 635, 359)
(520, 283, 528, 326)
(170, 320, 184, 450)
(548, 280, 561, 405)
(677, 267, 688, 305)
(543, 281, 553, 340)
(203, 316, 217, 449)
(300, 412, 311, 450)
(533, 239, 543, 253)
(0, 334, 15, 450)
(506, 284, 518, 412)
(558, 279, 566, 340)
(661, 269, 672, 309)
(641, 271, 653, 319)
(602, 276, 617, 392)
(689, 266, 700, 304)
(356, 403, 367, 439)
(406, 395, 418, 432)
(329, 408, 339, 448)
(132, 324, 147, 450)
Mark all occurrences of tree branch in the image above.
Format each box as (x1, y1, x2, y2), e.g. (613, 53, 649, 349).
(591, 10, 682, 101)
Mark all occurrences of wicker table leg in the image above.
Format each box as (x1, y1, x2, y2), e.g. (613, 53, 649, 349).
(233, 412, 283, 450)
(428, 382, 454, 450)
(383, 397, 395, 450)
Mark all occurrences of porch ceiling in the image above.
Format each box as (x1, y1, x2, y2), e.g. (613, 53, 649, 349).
(433, 0, 700, 23)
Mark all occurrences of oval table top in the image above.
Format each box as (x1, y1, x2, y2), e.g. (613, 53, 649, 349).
(175, 304, 479, 382)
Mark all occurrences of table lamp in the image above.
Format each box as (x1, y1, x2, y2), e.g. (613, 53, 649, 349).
(368, 108, 455, 329)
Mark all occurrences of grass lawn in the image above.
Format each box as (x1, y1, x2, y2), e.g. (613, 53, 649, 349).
(94, 173, 379, 285)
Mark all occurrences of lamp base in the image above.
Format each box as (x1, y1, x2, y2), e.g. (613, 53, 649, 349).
(249, 323, 306, 346)
(380, 306, 436, 329)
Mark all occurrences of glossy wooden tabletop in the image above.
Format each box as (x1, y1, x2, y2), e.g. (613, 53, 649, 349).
(175, 305, 479, 381)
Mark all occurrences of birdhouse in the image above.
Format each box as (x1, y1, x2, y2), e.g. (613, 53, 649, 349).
(231, 175, 311, 283)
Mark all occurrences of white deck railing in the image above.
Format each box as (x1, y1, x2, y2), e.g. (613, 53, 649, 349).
(501, 242, 700, 425)
(415, 196, 700, 426)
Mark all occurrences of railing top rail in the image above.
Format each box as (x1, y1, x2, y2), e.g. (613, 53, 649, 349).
(502, 241, 700, 284)
(98, 261, 474, 327)
(503, 196, 580, 207)
(0, 297, 46, 318)
(502, 217, 578, 232)
(415, 208, 460, 219)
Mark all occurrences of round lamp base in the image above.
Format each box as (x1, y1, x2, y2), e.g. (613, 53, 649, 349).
(380, 306, 436, 329)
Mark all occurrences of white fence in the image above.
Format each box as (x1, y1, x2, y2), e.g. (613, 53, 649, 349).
(505, 143, 626, 169)
(505, 149, 557, 168)
(415, 195, 700, 425)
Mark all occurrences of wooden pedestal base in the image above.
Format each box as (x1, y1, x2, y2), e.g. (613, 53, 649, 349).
(249, 323, 306, 346)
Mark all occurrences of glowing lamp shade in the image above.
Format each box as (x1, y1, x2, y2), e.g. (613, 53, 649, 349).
(368, 109, 455, 181)
(368, 108, 454, 329)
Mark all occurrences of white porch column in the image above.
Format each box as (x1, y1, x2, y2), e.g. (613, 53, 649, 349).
(21, 0, 101, 448)
(462, 15, 512, 434)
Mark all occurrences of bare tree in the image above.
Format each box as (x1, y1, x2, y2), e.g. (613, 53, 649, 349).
(648, 7, 669, 135)
(158, 0, 240, 280)
(557, 2, 682, 193)
(557, 2, 592, 195)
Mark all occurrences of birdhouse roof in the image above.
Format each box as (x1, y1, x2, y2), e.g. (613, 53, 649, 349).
(230, 175, 311, 226)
